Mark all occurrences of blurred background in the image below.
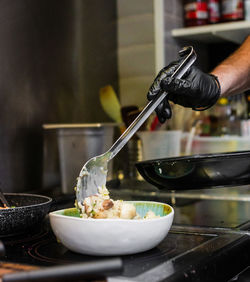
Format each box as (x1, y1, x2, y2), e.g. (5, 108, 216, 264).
(1, 0, 249, 193)
(0, 0, 118, 192)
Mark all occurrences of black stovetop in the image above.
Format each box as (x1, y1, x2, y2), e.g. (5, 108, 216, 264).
(1, 184, 250, 282)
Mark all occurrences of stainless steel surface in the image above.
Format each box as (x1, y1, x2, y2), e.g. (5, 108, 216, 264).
(109, 183, 250, 202)
(44, 123, 117, 194)
(76, 46, 197, 204)
(2, 182, 250, 281)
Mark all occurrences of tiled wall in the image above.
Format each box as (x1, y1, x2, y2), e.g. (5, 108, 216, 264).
(117, 0, 156, 107)
(117, 0, 208, 108)
(117, 0, 212, 132)
(117, 0, 212, 107)
(163, 0, 184, 64)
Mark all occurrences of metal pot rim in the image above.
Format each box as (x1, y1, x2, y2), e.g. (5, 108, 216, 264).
(43, 123, 119, 130)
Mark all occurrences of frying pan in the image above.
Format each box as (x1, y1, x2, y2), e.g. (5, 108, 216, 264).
(0, 193, 52, 237)
(135, 151, 250, 190)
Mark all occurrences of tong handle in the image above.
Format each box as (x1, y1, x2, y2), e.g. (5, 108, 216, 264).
(108, 46, 197, 160)
(0, 188, 9, 208)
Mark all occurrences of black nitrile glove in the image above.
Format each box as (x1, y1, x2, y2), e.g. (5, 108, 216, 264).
(147, 62, 221, 123)
(147, 61, 178, 123)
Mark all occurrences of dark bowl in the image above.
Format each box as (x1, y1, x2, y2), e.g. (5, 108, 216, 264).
(135, 150, 250, 190)
(0, 193, 52, 236)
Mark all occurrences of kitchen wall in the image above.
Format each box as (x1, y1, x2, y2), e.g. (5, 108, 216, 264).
(117, 0, 212, 109)
(117, 0, 240, 133)
(0, 0, 118, 192)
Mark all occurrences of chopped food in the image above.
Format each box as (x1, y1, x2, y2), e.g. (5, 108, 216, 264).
(77, 186, 160, 220)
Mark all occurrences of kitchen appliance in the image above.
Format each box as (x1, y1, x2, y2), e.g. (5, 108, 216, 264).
(0, 186, 250, 281)
(43, 123, 117, 194)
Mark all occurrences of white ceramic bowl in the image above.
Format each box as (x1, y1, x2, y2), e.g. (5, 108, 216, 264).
(49, 201, 174, 256)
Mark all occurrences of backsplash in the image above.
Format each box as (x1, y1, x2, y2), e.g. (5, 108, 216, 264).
(0, 0, 118, 192)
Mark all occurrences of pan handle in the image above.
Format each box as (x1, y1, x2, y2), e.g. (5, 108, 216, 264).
(2, 257, 123, 282)
(0, 240, 5, 256)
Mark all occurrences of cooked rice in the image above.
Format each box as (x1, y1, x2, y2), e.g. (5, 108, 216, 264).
(79, 186, 159, 220)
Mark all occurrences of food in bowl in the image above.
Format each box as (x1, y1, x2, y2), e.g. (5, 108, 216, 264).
(49, 200, 174, 255)
(78, 186, 159, 219)
(77, 186, 159, 220)
(50, 184, 174, 255)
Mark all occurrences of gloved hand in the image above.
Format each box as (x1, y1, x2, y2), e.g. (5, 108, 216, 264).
(147, 61, 221, 123)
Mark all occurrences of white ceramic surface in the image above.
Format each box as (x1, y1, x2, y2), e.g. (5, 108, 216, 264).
(49, 201, 174, 256)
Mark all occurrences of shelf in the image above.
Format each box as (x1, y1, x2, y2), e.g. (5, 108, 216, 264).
(171, 20, 250, 44)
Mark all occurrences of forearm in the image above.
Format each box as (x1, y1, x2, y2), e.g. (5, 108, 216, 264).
(211, 36, 250, 97)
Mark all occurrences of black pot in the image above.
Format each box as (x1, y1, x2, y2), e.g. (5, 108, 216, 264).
(0, 193, 52, 236)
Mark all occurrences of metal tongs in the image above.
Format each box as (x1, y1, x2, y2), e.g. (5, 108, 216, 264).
(0, 188, 9, 208)
(76, 46, 197, 206)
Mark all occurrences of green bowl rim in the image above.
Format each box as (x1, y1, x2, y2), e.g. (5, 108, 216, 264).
(49, 201, 174, 222)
